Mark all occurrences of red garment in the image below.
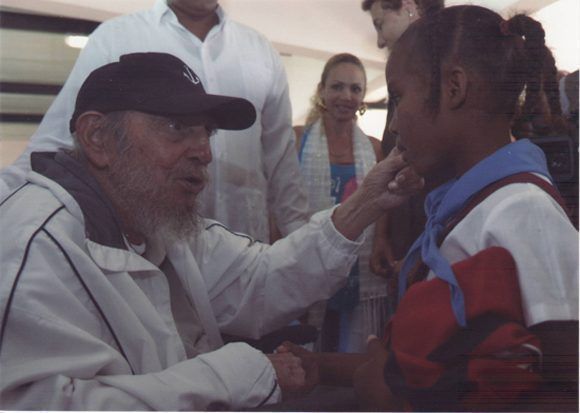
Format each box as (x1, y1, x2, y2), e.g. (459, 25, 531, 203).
(383, 247, 542, 411)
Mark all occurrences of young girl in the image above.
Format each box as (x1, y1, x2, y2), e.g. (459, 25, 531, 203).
(278, 6, 578, 412)
(354, 5, 579, 411)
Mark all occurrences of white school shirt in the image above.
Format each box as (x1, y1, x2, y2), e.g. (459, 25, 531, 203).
(432, 181, 579, 327)
(0, 0, 308, 242)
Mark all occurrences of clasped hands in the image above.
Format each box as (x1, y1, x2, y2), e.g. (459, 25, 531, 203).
(270, 337, 401, 410)
(266, 347, 318, 398)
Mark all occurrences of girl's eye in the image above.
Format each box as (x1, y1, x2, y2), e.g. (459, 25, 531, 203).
(331, 84, 343, 91)
(352, 86, 362, 94)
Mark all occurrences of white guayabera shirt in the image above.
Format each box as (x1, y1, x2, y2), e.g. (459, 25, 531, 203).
(0, 0, 308, 242)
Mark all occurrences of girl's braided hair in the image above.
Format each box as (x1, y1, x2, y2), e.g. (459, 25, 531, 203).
(398, 5, 561, 123)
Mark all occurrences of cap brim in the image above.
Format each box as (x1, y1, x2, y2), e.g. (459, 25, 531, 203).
(148, 92, 257, 131)
(203, 95, 257, 131)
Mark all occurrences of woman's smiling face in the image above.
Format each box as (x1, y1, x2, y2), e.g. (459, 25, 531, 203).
(319, 62, 366, 122)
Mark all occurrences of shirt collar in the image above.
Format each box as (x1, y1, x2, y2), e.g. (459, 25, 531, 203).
(152, 0, 170, 22)
(153, 0, 227, 30)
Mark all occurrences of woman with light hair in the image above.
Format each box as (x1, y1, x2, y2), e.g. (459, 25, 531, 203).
(293, 53, 386, 353)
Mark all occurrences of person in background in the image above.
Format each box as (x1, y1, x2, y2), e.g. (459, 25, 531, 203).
(0, 52, 423, 411)
(281, 5, 578, 411)
(292, 53, 387, 353)
(559, 70, 579, 132)
(510, 67, 579, 228)
(361, 0, 444, 294)
(362, 0, 443, 50)
(511, 55, 569, 141)
(0, 0, 308, 243)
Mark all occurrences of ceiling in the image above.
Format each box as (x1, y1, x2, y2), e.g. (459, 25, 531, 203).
(0, 0, 558, 68)
(0, 0, 576, 142)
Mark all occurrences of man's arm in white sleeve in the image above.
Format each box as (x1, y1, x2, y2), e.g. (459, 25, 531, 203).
(0, 238, 280, 411)
(204, 148, 423, 339)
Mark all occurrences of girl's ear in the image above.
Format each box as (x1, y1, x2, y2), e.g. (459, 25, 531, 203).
(443, 65, 468, 110)
(74, 111, 113, 169)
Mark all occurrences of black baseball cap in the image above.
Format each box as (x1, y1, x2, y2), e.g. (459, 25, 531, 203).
(69, 52, 256, 132)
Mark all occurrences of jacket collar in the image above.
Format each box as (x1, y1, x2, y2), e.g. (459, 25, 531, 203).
(31, 151, 127, 251)
(86, 240, 159, 272)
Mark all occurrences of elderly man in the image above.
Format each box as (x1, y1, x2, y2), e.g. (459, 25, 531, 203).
(0, 53, 420, 411)
(0, 0, 308, 243)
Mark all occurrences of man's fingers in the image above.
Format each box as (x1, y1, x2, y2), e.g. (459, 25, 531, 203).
(383, 151, 407, 173)
(275, 344, 290, 353)
(388, 167, 424, 193)
(279, 340, 308, 356)
(267, 352, 310, 395)
(389, 145, 401, 157)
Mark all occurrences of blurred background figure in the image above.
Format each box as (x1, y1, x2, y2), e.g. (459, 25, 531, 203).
(560, 70, 579, 132)
(362, 0, 444, 50)
(0, 0, 309, 243)
(293, 53, 386, 353)
(361, 0, 445, 296)
(511, 64, 579, 228)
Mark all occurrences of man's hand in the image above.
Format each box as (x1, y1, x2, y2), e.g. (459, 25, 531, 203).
(333, 147, 423, 241)
(266, 352, 308, 397)
(276, 341, 319, 393)
(360, 146, 424, 210)
(353, 336, 402, 411)
(278, 341, 369, 387)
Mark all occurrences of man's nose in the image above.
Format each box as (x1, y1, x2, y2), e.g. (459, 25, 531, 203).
(185, 133, 213, 165)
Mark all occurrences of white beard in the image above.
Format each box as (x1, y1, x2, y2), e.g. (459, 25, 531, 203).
(107, 146, 204, 244)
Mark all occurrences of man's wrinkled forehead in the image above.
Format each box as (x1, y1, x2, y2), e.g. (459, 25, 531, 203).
(127, 112, 218, 134)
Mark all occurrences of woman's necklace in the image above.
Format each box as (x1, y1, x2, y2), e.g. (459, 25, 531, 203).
(324, 118, 355, 161)
(327, 137, 353, 159)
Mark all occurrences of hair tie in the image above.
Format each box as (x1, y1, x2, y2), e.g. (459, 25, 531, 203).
(499, 20, 512, 36)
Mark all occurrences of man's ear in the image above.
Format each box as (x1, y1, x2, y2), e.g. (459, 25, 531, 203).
(442, 65, 468, 111)
(74, 111, 112, 169)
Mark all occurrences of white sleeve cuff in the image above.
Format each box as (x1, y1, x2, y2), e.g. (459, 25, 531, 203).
(194, 342, 281, 409)
(312, 206, 365, 252)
